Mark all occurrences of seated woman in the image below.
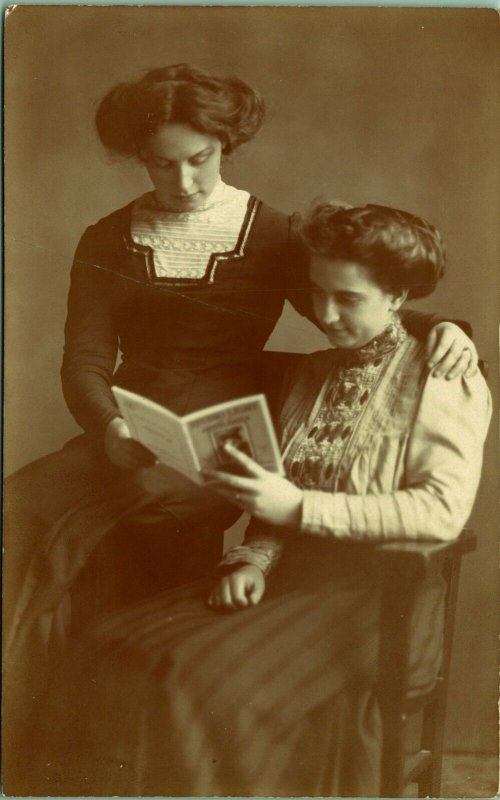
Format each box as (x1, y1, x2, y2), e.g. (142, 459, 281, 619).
(22, 203, 491, 798)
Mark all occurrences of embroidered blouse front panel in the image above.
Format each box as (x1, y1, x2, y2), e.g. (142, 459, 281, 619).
(218, 317, 409, 576)
(130, 179, 251, 280)
(284, 318, 408, 491)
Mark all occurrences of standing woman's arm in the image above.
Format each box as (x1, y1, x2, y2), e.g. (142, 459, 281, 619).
(61, 225, 120, 439)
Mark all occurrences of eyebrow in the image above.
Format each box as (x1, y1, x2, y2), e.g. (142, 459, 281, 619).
(189, 146, 214, 159)
(150, 146, 214, 163)
(309, 280, 364, 297)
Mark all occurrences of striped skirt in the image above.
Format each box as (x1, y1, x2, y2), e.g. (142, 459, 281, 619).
(33, 536, 445, 797)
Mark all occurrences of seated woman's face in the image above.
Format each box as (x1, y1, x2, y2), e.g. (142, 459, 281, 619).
(139, 123, 222, 212)
(309, 255, 405, 349)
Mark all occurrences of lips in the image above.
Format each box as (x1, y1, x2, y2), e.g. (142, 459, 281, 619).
(169, 193, 202, 211)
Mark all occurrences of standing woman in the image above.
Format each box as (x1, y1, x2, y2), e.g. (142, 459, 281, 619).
(5, 65, 477, 682)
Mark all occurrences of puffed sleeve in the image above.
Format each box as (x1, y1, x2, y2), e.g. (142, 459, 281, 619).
(61, 225, 121, 438)
(300, 371, 491, 541)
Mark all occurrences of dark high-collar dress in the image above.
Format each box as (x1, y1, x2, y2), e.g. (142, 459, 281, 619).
(4, 191, 307, 739)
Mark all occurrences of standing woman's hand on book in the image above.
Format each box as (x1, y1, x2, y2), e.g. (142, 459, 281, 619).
(104, 417, 156, 469)
(203, 444, 303, 527)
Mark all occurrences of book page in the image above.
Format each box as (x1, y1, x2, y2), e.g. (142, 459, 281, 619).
(112, 387, 200, 482)
(185, 395, 283, 477)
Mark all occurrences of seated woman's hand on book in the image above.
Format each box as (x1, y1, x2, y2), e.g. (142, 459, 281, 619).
(208, 565, 266, 612)
(426, 322, 478, 379)
(203, 443, 303, 526)
(104, 417, 156, 469)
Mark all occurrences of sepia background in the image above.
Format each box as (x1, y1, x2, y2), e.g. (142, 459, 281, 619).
(5, 5, 498, 767)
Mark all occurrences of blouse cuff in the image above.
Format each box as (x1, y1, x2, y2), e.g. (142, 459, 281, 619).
(216, 540, 283, 577)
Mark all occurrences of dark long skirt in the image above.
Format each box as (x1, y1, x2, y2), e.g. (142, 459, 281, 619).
(26, 537, 445, 798)
(3, 434, 240, 792)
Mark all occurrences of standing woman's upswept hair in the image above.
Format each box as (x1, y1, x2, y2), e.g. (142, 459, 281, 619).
(95, 64, 266, 158)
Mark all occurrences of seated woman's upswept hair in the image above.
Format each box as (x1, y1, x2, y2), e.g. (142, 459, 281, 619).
(299, 202, 446, 298)
(95, 63, 266, 158)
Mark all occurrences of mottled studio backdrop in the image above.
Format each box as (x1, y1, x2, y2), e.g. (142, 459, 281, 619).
(5, 6, 498, 756)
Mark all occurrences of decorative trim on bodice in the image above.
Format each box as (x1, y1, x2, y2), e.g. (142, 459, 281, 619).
(284, 318, 409, 490)
(128, 183, 261, 286)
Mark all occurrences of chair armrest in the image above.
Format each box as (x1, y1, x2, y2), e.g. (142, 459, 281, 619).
(373, 529, 476, 581)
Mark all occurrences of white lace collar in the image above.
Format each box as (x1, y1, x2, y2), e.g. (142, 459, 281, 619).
(131, 181, 253, 281)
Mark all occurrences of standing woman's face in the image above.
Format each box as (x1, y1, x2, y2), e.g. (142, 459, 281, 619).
(140, 123, 223, 212)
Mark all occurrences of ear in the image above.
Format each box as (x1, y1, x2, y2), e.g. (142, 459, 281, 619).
(390, 288, 408, 311)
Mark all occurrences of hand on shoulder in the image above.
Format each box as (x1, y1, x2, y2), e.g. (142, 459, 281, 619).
(426, 321, 478, 379)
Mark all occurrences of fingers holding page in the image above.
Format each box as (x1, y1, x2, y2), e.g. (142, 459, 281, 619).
(220, 443, 264, 476)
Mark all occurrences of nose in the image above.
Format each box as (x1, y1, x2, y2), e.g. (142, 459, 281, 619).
(321, 297, 341, 325)
(174, 163, 195, 194)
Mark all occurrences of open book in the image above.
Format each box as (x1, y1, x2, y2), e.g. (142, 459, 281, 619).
(112, 387, 284, 485)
